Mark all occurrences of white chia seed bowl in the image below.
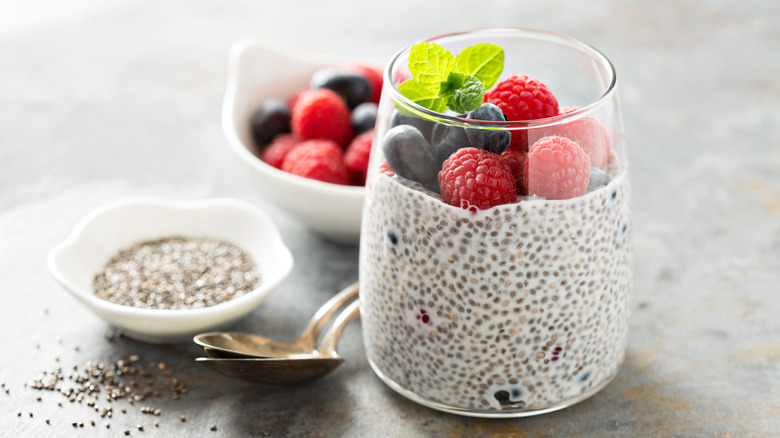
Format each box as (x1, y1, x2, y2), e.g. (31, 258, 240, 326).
(47, 197, 294, 343)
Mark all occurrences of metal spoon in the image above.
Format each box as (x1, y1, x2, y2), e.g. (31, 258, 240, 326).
(194, 281, 358, 359)
(196, 299, 360, 384)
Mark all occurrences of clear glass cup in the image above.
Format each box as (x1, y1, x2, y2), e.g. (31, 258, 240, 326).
(359, 28, 632, 418)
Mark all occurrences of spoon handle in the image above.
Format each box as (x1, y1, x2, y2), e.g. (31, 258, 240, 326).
(317, 299, 360, 356)
(299, 281, 359, 346)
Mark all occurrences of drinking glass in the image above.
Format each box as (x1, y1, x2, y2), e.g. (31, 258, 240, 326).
(359, 28, 631, 417)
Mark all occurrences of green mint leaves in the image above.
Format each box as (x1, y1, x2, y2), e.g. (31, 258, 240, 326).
(399, 42, 504, 114)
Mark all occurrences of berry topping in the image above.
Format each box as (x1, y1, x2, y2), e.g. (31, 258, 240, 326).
(587, 167, 611, 192)
(351, 102, 378, 135)
(430, 123, 470, 166)
(291, 88, 353, 147)
(484, 74, 559, 121)
(549, 106, 611, 169)
(524, 136, 591, 200)
(281, 139, 351, 185)
(310, 68, 372, 109)
(390, 110, 436, 140)
(378, 161, 394, 177)
(250, 98, 291, 146)
(261, 134, 300, 169)
(345, 64, 384, 104)
(381, 125, 439, 192)
(344, 129, 374, 185)
(465, 103, 511, 155)
(438, 147, 516, 211)
(499, 144, 528, 195)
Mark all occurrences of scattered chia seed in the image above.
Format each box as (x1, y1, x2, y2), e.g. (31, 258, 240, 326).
(92, 236, 260, 310)
(180, 415, 186, 422)
(211, 424, 218, 431)
(125, 429, 131, 435)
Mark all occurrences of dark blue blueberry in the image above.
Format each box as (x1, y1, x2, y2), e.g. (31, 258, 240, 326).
(464, 103, 511, 154)
(493, 390, 511, 406)
(381, 125, 440, 192)
(430, 123, 470, 166)
(587, 167, 612, 192)
(310, 68, 371, 109)
(387, 230, 398, 245)
(390, 110, 436, 140)
(249, 98, 290, 146)
(351, 102, 378, 135)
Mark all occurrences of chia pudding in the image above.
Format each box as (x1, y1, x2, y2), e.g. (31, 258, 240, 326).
(359, 28, 631, 416)
(359, 161, 631, 413)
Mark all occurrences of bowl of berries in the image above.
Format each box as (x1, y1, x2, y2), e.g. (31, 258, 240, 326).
(222, 38, 383, 244)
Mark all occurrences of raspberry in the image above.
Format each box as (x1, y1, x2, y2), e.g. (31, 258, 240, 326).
(291, 88, 353, 147)
(378, 161, 394, 177)
(281, 139, 351, 185)
(485, 74, 559, 150)
(344, 129, 374, 185)
(524, 136, 591, 200)
(438, 147, 516, 211)
(345, 64, 383, 104)
(485, 74, 559, 121)
(550, 106, 611, 168)
(499, 145, 528, 195)
(261, 134, 300, 169)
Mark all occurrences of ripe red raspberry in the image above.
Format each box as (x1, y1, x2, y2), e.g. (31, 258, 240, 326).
(261, 134, 300, 169)
(344, 129, 374, 185)
(281, 139, 351, 185)
(550, 106, 611, 168)
(499, 145, 528, 195)
(378, 161, 394, 177)
(524, 136, 591, 200)
(291, 88, 353, 147)
(345, 64, 383, 104)
(438, 147, 516, 211)
(485, 74, 559, 121)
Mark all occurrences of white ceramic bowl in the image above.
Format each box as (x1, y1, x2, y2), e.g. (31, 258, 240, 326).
(47, 197, 294, 343)
(222, 38, 374, 245)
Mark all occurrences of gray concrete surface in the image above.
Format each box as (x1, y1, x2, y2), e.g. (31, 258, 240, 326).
(1, 0, 778, 436)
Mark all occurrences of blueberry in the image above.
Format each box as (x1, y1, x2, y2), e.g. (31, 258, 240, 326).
(381, 125, 440, 192)
(465, 103, 511, 154)
(587, 167, 612, 192)
(351, 102, 378, 135)
(390, 110, 436, 140)
(387, 230, 398, 245)
(430, 123, 470, 165)
(249, 99, 290, 146)
(310, 68, 371, 109)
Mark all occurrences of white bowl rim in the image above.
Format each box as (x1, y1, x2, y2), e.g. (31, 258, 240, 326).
(46, 196, 294, 320)
(221, 37, 366, 199)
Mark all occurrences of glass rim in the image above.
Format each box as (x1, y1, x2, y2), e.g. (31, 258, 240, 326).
(384, 27, 618, 129)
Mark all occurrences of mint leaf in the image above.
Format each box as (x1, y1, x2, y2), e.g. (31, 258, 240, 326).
(398, 79, 447, 112)
(439, 72, 485, 113)
(408, 42, 455, 90)
(454, 43, 504, 89)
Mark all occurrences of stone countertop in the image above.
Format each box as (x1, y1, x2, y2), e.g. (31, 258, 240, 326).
(1, 0, 778, 436)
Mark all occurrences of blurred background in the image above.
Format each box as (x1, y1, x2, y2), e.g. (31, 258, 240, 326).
(1, 0, 778, 436)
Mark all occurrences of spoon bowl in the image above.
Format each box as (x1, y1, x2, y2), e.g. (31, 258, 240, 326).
(194, 282, 358, 358)
(196, 299, 360, 384)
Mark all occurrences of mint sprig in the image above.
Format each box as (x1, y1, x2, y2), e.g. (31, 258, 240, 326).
(399, 41, 504, 114)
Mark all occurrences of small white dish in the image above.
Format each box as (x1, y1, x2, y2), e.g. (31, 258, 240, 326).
(47, 197, 294, 343)
(222, 38, 375, 244)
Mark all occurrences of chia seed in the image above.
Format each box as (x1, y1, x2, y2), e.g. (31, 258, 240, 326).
(93, 236, 260, 310)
